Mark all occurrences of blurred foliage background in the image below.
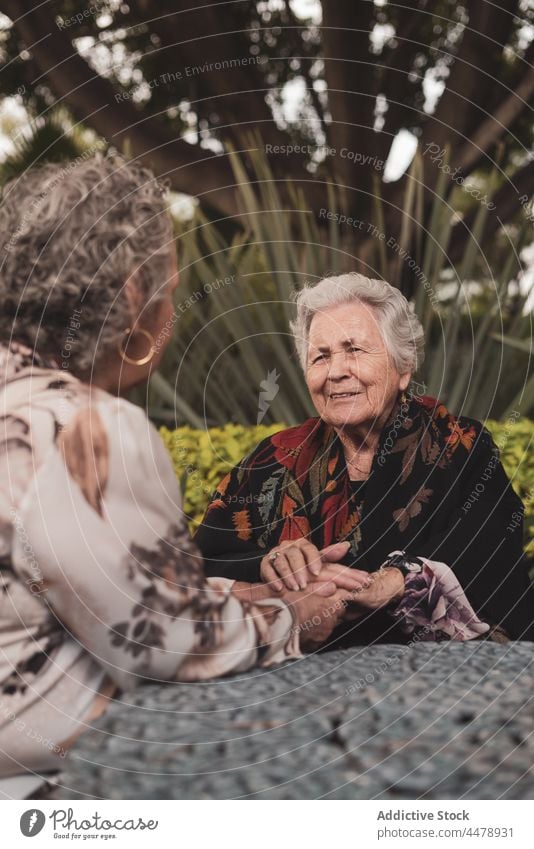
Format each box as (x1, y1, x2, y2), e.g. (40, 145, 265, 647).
(0, 0, 532, 428)
(151, 145, 534, 426)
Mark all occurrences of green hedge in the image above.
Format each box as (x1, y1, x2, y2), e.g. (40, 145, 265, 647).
(485, 418, 534, 557)
(160, 419, 534, 556)
(159, 423, 283, 528)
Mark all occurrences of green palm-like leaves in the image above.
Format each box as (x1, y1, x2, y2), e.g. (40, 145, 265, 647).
(155, 145, 533, 426)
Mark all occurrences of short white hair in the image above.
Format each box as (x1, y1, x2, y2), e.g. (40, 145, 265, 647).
(290, 272, 425, 374)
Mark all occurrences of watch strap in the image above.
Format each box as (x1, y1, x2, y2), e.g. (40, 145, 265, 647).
(381, 550, 424, 578)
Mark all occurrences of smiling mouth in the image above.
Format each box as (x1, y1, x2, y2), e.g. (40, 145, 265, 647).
(328, 391, 362, 399)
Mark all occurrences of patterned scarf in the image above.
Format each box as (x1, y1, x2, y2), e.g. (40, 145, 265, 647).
(205, 393, 478, 570)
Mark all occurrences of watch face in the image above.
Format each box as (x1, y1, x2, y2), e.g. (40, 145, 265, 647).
(384, 552, 423, 574)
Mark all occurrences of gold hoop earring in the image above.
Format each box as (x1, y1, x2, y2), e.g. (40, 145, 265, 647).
(118, 328, 155, 366)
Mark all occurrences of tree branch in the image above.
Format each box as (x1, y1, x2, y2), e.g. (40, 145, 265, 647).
(320, 0, 390, 206)
(454, 43, 534, 174)
(383, 4, 533, 248)
(419, 0, 522, 176)
(3, 0, 242, 215)
(448, 158, 534, 264)
(3, 1, 330, 217)
(140, 1, 278, 149)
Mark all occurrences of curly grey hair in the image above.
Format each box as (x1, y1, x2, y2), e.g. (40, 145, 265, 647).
(0, 153, 174, 375)
(290, 273, 425, 374)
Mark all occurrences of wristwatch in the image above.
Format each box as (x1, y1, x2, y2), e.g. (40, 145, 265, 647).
(381, 550, 424, 578)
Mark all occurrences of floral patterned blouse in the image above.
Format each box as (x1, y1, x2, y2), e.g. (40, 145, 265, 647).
(0, 342, 299, 781)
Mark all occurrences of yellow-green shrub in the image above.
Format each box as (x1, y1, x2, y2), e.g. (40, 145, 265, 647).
(486, 418, 534, 557)
(159, 423, 284, 530)
(160, 419, 534, 555)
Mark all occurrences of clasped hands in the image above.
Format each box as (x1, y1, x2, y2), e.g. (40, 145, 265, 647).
(262, 538, 404, 609)
(232, 538, 405, 651)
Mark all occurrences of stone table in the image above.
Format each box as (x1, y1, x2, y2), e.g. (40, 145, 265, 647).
(50, 642, 534, 799)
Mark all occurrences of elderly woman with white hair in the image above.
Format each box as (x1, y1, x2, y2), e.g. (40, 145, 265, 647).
(196, 273, 534, 646)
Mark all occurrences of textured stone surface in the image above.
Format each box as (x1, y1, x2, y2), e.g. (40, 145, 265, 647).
(50, 642, 534, 799)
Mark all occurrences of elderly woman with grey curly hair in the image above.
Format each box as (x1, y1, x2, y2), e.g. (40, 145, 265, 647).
(197, 273, 534, 647)
(0, 156, 356, 794)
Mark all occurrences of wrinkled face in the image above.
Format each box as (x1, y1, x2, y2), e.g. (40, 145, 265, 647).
(305, 302, 411, 431)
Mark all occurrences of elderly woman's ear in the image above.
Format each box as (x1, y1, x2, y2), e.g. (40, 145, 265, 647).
(106, 257, 178, 393)
(123, 271, 146, 326)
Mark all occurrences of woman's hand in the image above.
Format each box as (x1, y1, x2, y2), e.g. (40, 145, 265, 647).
(260, 539, 371, 592)
(283, 584, 360, 651)
(344, 566, 405, 615)
(232, 576, 340, 604)
(231, 577, 353, 650)
(309, 561, 374, 592)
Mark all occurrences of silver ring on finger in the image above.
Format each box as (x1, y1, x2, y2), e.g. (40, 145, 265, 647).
(268, 551, 280, 565)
